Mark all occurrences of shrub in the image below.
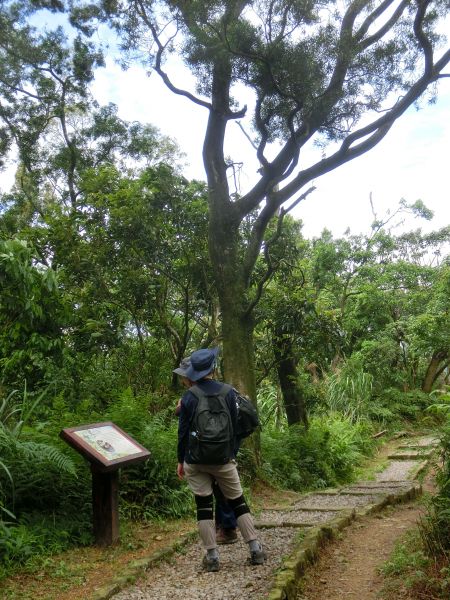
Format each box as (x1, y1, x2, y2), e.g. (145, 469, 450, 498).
(260, 413, 374, 491)
(119, 415, 193, 520)
(381, 393, 450, 599)
(374, 388, 435, 425)
(419, 399, 450, 560)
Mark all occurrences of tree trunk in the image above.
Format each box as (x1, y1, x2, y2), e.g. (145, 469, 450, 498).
(206, 176, 261, 465)
(208, 214, 257, 399)
(273, 332, 308, 428)
(202, 61, 262, 466)
(422, 350, 449, 393)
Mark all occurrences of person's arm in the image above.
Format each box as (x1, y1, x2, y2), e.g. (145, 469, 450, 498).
(227, 387, 238, 430)
(226, 387, 239, 456)
(177, 392, 192, 467)
(175, 398, 182, 416)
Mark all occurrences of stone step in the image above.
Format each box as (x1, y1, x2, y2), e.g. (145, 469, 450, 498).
(388, 450, 433, 460)
(255, 508, 344, 528)
(293, 493, 385, 510)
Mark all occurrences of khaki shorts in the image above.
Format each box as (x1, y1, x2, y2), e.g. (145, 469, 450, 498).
(184, 460, 243, 500)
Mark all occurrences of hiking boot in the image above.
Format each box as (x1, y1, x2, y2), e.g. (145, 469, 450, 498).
(202, 555, 220, 572)
(216, 527, 238, 545)
(250, 548, 266, 565)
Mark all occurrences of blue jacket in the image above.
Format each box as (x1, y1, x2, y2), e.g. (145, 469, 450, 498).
(177, 379, 238, 464)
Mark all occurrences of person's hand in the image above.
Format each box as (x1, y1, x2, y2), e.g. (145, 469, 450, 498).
(177, 462, 185, 480)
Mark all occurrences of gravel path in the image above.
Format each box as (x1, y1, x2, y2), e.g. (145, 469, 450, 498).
(375, 460, 420, 481)
(256, 509, 340, 526)
(113, 527, 302, 600)
(293, 493, 382, 509)
(111, 435, 434, 600)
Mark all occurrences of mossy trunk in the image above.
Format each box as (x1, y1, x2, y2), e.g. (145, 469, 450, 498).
(422, 350, 449, 393)
(208, 214, 257, 399)
(273, 332, 308, 428)
(202, 69, 261, 466)
(207, 193, 260, 465)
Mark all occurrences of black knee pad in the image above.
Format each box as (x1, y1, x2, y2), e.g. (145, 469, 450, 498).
(228, 494, 250, 518)
(195, 494, 213, 521)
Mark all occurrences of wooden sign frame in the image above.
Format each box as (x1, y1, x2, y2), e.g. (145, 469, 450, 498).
(60, 421, 151, 545)
(60, 421, 150, 472)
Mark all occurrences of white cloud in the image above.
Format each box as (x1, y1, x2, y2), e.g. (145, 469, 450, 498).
(295, 87, 450, 238)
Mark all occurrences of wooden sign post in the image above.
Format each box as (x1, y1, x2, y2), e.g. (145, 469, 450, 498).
(60, 422, 150, 546)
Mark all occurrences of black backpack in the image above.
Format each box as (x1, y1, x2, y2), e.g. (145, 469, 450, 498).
(188, 383, 234, 464)
(235, 391, 260, 439)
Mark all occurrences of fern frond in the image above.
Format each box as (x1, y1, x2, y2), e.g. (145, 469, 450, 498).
(18, 442, 77, 476)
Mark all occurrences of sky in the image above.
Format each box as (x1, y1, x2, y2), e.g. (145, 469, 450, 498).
(92, 54, 450, 240)
(2, 8, 450, 241)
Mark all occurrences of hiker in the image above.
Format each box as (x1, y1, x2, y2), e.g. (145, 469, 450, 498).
(173, 357, 239, 546)
(176, 347, 265, 572)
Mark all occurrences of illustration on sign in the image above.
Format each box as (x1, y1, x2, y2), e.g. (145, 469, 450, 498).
(74, 425, 143, 460)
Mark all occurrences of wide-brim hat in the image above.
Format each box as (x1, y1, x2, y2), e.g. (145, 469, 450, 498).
(173, 357, 191, 377)
(185, 347, 219, 381)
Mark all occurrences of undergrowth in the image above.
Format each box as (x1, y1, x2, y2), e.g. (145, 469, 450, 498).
(380, 392, 450, 599)
(260, 413, 375, 490)
(0, 381, 443, 582)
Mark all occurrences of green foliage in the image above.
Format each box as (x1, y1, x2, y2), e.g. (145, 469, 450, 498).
(350, 337, 406, 390)
(374, 388, 433, 424)
(0, 512, 92, 571)
(381, 522, 450, 598)
(257, 382, 287, 429)
(381, 394, 450, 599)
(324, 365, 373, 422)
(260, 414, 373, 491)
(419, 398, 450, 559)
(0, 384, 92, 578)
(122, 416, 194, 520)
(0, 384, 77, 512)
(104, 387, 151, 439)
(0, 238, 65, 389)
(381, 530, 431, 581)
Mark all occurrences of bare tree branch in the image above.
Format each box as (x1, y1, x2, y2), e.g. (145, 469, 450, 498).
(135, 0, 212, 110)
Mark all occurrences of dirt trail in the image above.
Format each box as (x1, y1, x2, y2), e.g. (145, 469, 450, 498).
(296, 502, 424, 600)
(296, 470, 437, 600)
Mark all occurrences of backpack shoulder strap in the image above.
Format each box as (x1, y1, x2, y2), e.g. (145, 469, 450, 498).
(218, 383, 232, 397)
(189, 383, 232, 399)
(189, 384, 205, 400)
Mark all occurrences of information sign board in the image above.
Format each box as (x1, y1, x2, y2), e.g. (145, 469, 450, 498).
(60, 421, 150, 472)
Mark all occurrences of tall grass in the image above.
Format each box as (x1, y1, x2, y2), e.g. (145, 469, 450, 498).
(257, 383, 286, 429)
(324, 366, 374, 422)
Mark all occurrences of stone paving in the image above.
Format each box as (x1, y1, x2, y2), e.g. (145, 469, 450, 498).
(96, 434, 437, 600)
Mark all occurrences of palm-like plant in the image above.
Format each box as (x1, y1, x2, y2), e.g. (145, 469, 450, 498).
(325, 366, 374, 422)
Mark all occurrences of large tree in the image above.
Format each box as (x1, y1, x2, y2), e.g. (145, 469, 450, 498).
(13, 1, 450, 401)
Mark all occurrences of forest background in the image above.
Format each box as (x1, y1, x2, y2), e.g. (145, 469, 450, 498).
(0, 1, 449, 597)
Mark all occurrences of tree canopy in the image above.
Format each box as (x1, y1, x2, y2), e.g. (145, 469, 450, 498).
(56, 0, 450, 396)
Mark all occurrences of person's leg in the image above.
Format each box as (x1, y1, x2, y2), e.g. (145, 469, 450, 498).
(210, 462, 266, 564)
(213, 480, 238, 544)
(184, 463, 219, 571)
